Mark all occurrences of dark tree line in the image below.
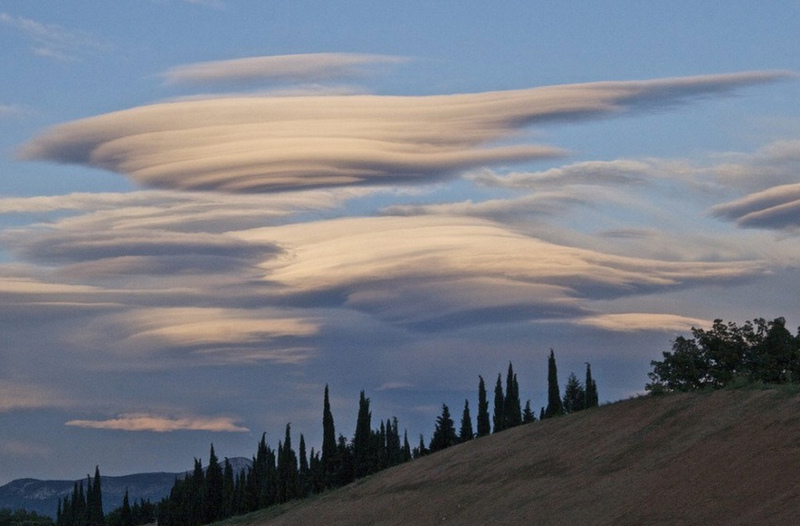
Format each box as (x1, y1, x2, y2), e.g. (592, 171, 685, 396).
(157, 352, 600, 525)
(647, 317, 800, 392)
(157, 387, 414, 526)
(57, 352, 598, 526)
(425, 353, 599, 456)
(104, 493, 154, 526)
(0, 509, 53, 526)
(56, 468, 103, 526)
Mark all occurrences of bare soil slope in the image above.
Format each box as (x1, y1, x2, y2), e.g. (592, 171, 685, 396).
(230, 389, 800, 526)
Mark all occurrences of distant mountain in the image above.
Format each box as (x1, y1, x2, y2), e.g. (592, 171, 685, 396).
(0, 457, 252, 518)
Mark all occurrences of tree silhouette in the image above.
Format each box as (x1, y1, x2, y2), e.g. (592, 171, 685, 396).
(544, 349, 564, 418)
(476, 375, 491, 437)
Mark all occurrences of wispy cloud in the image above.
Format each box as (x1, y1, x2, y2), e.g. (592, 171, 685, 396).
(468, 160, 659, 189)
(0, 12, 109, 61)
(162, 53, 409, 86)
(0, 381, 71, 412)
(20, 71, 788, 193)
(181, 0, 226, 10)
(0, 104, 23, 117)
(65, 413, 249, 432)
(0, 440, 52, 459)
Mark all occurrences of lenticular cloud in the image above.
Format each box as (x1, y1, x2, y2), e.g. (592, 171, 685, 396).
(19, 71, 787, 194)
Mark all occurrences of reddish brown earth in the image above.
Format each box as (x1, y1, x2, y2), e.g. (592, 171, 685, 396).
(226, 389, 800, 525)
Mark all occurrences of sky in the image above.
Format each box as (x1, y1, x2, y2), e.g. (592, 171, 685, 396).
(1, 1, 799, 485)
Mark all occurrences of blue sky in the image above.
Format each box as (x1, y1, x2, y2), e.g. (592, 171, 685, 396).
(1, 1, 799, 485)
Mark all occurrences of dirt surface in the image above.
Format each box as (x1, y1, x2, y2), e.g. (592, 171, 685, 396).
(225, 389, 800, 525)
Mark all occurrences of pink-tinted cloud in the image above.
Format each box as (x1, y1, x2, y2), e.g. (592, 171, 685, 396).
(65, 413, 249, 432)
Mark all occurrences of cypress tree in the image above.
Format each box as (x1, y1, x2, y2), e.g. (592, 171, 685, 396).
(414, 434, 428, 458)
(188, 458, 204, 526)
(74, 480, 86, 526)
(321, 385, 337, 486)
(585, 363, 599, 408)
(503, 365, 522, 429)
(298, 434, 310, 498)
(85, 468, 103, 526)
(476, 375, 490, 437)
(335, 434, 354, 485)
(353, 390, 372, 478)
(276, 424, 298, 503)
(492, 374, 504, 433)
(204, 445, 223, 524)
(429, 403, 457, 452)
(93, 467, 103, 526)
(562, 372, 586, 413)
(120, 491, 131, 526)
(222, 458, 235, 519)
(386, 417, 402, 467)
(522, 400, 536, 423)
(459, 399, 474, 441)
(544, 349, 564, 418)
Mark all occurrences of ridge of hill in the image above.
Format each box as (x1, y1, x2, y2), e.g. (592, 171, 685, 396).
(226, 389, 800, 526)
(0, 457, 252, 518)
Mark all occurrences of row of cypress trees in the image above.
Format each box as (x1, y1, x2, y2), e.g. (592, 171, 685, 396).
(157, 388, 415, 526)
(425, 352, 599, 455)
(68, 351, 598, 526)
(56, 468, 103, 526)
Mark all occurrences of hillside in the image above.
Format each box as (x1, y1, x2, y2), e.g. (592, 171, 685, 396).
(226, 389, 800, 526)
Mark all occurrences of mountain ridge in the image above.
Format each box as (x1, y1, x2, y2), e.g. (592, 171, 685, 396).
(0, 458, 252, 518)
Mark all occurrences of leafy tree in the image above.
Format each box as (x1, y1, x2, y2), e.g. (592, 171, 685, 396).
(476, 375, 491, 437)
(647, 317, 800, 392)
(544, 349, 564, 418)
(429, 403, 457, 452)
(459, 399, 474, 441)
(751, 317, 797, 383)
(562, 372, 585, 413)
(492, 374, 504, 433)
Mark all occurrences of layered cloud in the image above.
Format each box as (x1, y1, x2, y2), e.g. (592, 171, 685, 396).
(713, 183, 800, 232)
(65, 414, 249, 432)
(162, 53, 409, 85)
(19, 71, 787, 193)
(234, 215, 765, 329)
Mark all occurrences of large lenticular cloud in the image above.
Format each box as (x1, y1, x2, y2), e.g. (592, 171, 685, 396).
(19, 71, 788, 193)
